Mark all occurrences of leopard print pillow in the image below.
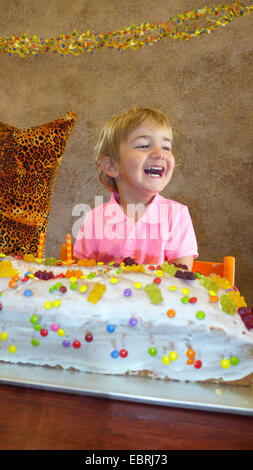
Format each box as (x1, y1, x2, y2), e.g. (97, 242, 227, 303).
(0, 111, 76, 257)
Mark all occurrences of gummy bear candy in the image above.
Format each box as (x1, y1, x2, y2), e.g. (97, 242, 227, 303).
(144, 283, 163, 304)
(0, 260, 18, 278)
(88, 283, 106, 304)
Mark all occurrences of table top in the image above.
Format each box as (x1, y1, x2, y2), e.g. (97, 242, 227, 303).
(0, 383, 252, 450)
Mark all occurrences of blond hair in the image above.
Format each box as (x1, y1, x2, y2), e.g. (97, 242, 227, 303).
(95, 106, 172, 192)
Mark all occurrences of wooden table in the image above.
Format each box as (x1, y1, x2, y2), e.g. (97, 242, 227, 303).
(0, 383, 252, 450)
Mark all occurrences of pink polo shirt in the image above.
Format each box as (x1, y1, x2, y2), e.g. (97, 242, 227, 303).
(73, 192, 198, 265)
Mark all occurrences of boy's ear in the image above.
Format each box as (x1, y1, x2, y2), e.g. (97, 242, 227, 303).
(99, 156, 120, 178)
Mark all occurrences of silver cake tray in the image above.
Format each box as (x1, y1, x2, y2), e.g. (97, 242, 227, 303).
(0, 362, 252, 416)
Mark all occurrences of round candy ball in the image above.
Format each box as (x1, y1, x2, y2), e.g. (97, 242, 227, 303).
(169, 351, 178, 361)
(129, 317, 137, 327)
(40, 329, 48, 337)
(230, 356, 239, 365)
(0, 331, 8, 341)
(123, 288, 132, 297)
(119, 349, 128, 358)
(57, 328, 65, 337)
(196, 310, 205, 320)
(30, 315, 38, 324)
(107, 324, 115, 333)
(111, 349, 119, 359)
(44, 301, 52, 309)
(221, 358, 230, 369)
(85, 333, 93, 342)
(186, 348, 195, 359)
(162, 356, 170, 365)
(24, 289, 32, 297)
(194, 360, 202, 369)
(167, 309, 176, 318)
(59, 285, 67, 294)
(148, 347, 157, 356)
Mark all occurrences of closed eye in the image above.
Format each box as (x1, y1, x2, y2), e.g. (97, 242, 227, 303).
(136, 145, 171, 151)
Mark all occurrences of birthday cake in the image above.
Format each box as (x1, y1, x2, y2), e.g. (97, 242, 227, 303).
(0, 253, 252, 385)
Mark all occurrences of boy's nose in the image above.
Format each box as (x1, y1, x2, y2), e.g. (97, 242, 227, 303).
(150, 146, 163, 158)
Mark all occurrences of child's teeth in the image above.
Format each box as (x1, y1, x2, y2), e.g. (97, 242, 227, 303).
(144, 166, 164, 177)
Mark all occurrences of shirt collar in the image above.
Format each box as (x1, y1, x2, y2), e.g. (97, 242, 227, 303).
(106, 192, 162, 224)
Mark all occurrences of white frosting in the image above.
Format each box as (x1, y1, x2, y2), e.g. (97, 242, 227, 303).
(0, 257, 252, 383)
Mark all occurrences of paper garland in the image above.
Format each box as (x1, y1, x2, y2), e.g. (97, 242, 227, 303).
(0, 2, 252, 57)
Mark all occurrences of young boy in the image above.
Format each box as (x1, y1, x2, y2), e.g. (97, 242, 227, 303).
(73, 107, 198, 269)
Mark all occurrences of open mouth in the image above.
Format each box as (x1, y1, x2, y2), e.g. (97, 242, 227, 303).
(144, 166, 164, 178)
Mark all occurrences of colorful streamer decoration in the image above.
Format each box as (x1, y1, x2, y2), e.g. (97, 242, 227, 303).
(0, 2, 252, 58)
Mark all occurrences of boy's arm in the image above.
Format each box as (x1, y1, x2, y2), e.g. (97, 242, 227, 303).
(169, 255, 193, 271)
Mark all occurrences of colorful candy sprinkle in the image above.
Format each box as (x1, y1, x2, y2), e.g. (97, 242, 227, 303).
(57, 328, 65, 336)
(30, 315, 38, 324)
(59, 285, 67, 293)
(119, 349, 128, 358)
(196, 310, 205, 320)
(182, 287, 190, 295)
(85, 333, 93, 342)
(230, 356, 239, 365)
(40, 329, 48, 337)
(167, 309, 176, 318)
(24, 289, 32, 297)
(220, 358, 230, 369)
(44, 301, 52, 309)
(79, 285, 88, 293)
(123, 288, 132, 297)
(0, 331, 8, 341)
(162, 356, 170, 365)
(134, 282, 143, 289)
(169, 351, 178, 361)
(111, 349, 119, 358)
(186, 348, 195, 359)
(169, 285, 177, 292)
(148, 347, 157, 356)
(107, 324, 115, 333)
(194, 360, 202, 369)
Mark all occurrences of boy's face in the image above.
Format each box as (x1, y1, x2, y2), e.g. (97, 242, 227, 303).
(114, 119, 175, 201)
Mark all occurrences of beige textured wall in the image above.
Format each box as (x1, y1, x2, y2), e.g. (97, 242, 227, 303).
(0, 0, 252, 303)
